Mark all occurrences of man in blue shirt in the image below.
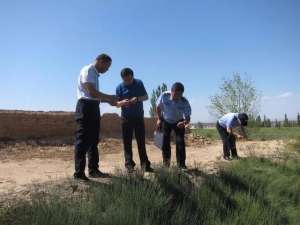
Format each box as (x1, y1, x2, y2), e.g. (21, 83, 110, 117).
(116, 68, 153, 173)
(156, 82, 192, 169)
(216, 113, 248, 160)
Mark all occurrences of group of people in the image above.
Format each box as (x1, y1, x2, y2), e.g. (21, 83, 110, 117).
(74, 53, 249, 181)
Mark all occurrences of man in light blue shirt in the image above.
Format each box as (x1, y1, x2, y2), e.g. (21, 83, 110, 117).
(156, 82, 192, 169)
(216, 113, 248, 160)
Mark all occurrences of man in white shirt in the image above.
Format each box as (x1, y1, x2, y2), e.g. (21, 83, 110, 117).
(74, 53, 117, 181)
(216, 113, 248, 160)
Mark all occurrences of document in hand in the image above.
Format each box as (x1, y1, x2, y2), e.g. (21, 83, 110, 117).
(154, 131, 164, 150)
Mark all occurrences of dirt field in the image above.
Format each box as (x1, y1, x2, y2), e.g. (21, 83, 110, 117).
(0, 137, 284, 203)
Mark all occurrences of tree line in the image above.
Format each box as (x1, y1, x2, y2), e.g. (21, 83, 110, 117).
(148, 73, 299, 129)
(247, 113, 300, 128)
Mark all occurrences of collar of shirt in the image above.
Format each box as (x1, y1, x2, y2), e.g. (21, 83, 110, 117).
(92, 64, 100, 76)
(123, 79, 136, 88)
(168, 95, 183, 103)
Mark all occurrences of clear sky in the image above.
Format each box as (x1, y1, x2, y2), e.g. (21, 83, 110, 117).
(0, 0, 299, 122)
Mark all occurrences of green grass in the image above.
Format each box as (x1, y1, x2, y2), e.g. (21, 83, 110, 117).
(192, 127, 300, 140)
(1, 140, 300, 225)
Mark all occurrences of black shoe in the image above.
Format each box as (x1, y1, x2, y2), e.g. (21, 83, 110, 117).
(74, 173, 89, 181)
(89, 170, 110, 178)
(143, 166, 154, 173)
(223, 156, 232, 161)
(126, 166, 135, 174)
(163, 160, 171, 168)
(231, 155, 239, 160)
(178, 165, 188, 171)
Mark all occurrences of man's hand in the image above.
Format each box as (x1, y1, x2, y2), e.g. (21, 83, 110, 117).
(129, 97, 138, 105)
(106, 95, 118, 107)
(235, 134, 244, 139)
(177, 121, 185, 129)
(109, 100, 118, 107)
(117, 99, 130, 107)
(156, 119, 162, 130)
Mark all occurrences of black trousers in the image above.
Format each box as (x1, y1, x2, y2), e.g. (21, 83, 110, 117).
(122, 117, 150, 169)
(162, 120, 186, 167)
(74, 99, 100, 176)
(216, 122, 237, 157)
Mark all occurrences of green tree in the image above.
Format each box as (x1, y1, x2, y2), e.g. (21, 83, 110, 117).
(262, 115, 271, 127)
(297, 113, 300, 127)
(255, 115, 262, 127)
(247, 114, 257, 127)
(208, 73, 260, 118)
(266, 119, 272, 127)
(275, 119, 281, 128)
(283, 113, 289, 127)
(149, 83, 168, 117)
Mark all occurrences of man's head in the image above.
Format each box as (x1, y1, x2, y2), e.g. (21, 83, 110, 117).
(121, 67, 134, 85)
(238, 113, 249, 126)
(171, 82, 185, 100)
(94, 53, 112, 74)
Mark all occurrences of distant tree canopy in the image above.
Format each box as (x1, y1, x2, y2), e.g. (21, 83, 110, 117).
(263, 115, 272, 128)
(283, 113, 289, 127)
(149, 83, 168, 117)
(249, 113, 300, 128)
(208, 73, 260, 118)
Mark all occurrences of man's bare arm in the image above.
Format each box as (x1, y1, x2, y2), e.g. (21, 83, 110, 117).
(240, 126, 247, 138)
(227, 127, 244, 139)
(156, 106, 163, 119)
(84, 83, 116, 103)
(156, 106, 163, 130)
(128, 94, 149, 105)
(137, 94, 149, 102)
(184, 116, 191, 124)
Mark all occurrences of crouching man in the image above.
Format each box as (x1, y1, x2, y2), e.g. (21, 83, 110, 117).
(216, 113, 249, 160)
(116, 68, 153, 173)
(156, 82, 192, 169)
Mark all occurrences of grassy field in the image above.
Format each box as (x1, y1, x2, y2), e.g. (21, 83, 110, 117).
(0, 139, 299, 225)
(192, 127, 300, 141)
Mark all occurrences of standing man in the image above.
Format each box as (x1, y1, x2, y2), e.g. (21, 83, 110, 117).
(156, 82, 192, 169)
(75, 53, 117, 181)
(216, 113, 248, 160)
(116, 68, 153, 173)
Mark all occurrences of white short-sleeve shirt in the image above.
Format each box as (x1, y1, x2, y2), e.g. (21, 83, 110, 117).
(77, 64, 99, 100)
(218, 113, 240, 129)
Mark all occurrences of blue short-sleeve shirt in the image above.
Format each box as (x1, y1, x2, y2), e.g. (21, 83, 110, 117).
(156, 91, 192, 124)
(116, 79, 147, 118)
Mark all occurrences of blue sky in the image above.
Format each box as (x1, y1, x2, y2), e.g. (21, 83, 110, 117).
(0, 0, 299, 122)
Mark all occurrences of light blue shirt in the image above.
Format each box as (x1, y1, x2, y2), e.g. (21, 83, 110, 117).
(156, 91, 192, 124)
(218, 113, 240, 129)
(77, 64, 99, 100)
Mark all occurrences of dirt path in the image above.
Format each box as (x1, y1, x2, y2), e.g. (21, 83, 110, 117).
(0, 139, 284, 197)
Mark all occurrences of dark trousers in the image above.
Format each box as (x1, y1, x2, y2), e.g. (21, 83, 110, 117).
(216, 122, 237, 157)
(162, 120, 186, 167)
(122, 117, 150, 169)
(74, 99, 100, 176)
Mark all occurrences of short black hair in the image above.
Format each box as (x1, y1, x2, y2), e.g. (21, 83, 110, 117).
(171, 82, 185, 93)
(238, 113, 249, 126)
(121, 67, 134, 78)
(96, 53, 112, 62)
